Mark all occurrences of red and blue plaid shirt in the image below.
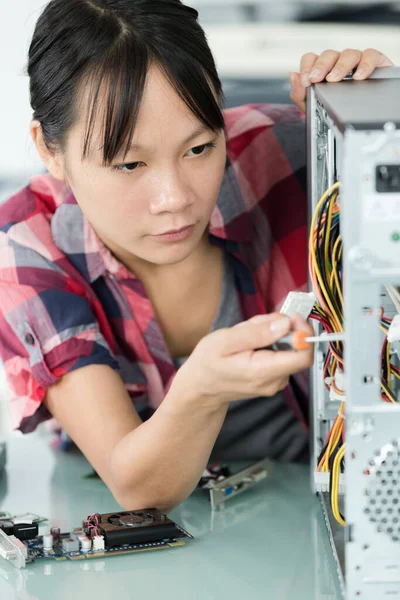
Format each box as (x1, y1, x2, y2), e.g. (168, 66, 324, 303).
(0, 103, 309, 434)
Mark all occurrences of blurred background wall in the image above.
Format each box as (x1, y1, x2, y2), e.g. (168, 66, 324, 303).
(0, 0, 400, 435)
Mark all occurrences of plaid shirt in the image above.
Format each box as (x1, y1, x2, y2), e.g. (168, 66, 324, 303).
(0, 103, 308, 435)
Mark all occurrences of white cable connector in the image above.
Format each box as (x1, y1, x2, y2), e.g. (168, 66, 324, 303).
(92, 535, 105, 552)
(324, 368, 346, 402)
(385, 286, 400, 315)
(280, 291, 316, 320)
(314, 471, 345, 494)
(388, 314, 400, 343)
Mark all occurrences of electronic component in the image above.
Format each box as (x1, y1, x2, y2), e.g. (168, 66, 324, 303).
(13, 522, 38, 541)
(50, 527, 60, 542)
(308, 66, 400, 598)
(42, 534, 53, 551)
(388, 314, 400, 343)
(0, 508, 192, 569)
(79, 536, 92, 552)
(376, 164, 400, 193)
(12, 513, 47, 525)
(280, 291, 316, 319)
(314, 471, 345, 494)
(199, 458, 272, 510)
(70, 528, 85, 540)
(84, 509, 190, 548)
(0, 521, 14, 536)
(92, 535, 105, 552)
(61, 537, 79, 553)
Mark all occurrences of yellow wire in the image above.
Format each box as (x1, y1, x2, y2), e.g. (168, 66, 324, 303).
(331, 236, 343, 308)
(311, 181, 399, 527)
(393, 369, 400, 382)
(381, 381, 396, 403)
(319, 194, 342, 330)
(331, 444, 346, 526)
(324, 192, 335, 276)
(322, 403, 345, 473)
(309, 182, 341, 331)
(386, 341, 392, 391)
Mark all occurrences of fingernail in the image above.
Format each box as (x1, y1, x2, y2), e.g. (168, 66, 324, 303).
(270, 319, 289, 333)
(289, 72, 295, 86)
(309, 68, 322, 80)
(353, 67, 367, 79)
(301, 73, 311, 87)
(326, 68, 340, 81)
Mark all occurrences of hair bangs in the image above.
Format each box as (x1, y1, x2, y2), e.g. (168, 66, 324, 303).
(158, 55, 225, 138)
(82, 35, 149, 164)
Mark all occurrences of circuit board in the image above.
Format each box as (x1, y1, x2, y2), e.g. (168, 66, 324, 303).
(25, 533, 187, 563)
(198, 458, 272, 510)
(0, 509, 193, 569)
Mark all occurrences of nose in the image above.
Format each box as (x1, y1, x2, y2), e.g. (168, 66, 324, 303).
(148, 168, 192, 215)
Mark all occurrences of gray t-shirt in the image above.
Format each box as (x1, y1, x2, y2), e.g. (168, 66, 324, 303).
(173, 249, 309, 463)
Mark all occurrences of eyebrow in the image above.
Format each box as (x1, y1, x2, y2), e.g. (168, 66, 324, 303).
(122, 125, 211, 154)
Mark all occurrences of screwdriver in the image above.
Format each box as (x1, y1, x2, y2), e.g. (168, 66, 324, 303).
(276, 331, 346, 351)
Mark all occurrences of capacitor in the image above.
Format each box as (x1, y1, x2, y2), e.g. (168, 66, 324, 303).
(50, 527, 60, 542)
(79, 536, 92, 552)
(71, 528, 84, 540)
(42, 534, 54, 551)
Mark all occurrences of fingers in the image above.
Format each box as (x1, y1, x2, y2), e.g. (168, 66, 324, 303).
(290, 312, 314, 336)
(353, 48, 394, 80)
(250, 312, 314, 382)
(299, 48, 394, 89)
(300, 50, 340, 87)
(294, 47, 394, 113)
(217, 313, 291, 356)
(299, 52, 319, 87)
(303, 49, 341, 86)
(250, 336, 314, 382)
(324, 49, 362, 82)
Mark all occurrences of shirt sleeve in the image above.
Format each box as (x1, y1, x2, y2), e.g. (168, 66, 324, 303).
(0, 241, 119, 434)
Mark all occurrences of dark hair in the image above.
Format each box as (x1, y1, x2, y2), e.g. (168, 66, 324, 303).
(28, 0, 225, 164)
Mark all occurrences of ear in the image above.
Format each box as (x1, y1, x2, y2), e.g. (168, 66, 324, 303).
(30, 121, 66, 181)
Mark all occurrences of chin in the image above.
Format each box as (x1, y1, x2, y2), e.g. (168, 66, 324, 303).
(149, 246, 195, 266)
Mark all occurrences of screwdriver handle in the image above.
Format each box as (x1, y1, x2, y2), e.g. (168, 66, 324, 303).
(275, 331, 310, 351)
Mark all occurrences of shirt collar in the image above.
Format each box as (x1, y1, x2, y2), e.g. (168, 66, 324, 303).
(48, 155, 252, 283)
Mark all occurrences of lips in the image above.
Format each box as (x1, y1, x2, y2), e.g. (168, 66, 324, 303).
(156, 224, 194, 236)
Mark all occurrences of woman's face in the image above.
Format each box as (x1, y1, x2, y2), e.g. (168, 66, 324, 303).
(59, 66, 227, 272)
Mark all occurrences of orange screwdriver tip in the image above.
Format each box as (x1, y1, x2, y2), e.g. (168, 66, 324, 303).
(292, 331, 311, 351)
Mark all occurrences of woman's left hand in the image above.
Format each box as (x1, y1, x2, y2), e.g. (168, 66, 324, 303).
(290, 48, 394, 113)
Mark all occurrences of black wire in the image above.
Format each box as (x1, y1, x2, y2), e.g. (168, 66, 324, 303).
(329, 442, 345, 522)
(382, 379, 397, 403)
(317, 441, 329, 465)
(315, 192, 344, 341)
(382, 338, 389, 383)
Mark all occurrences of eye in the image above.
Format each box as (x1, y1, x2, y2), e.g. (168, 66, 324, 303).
(112, 161, 145, 173)
(186, 142, 216, 158)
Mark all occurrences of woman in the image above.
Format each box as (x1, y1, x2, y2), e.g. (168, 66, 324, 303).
(0, 0, 393, 512)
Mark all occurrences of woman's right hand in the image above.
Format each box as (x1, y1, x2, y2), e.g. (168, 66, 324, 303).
(170, 312, 314, 409)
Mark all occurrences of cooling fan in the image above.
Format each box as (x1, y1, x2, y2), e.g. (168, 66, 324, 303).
(84, 509, 187, 548)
